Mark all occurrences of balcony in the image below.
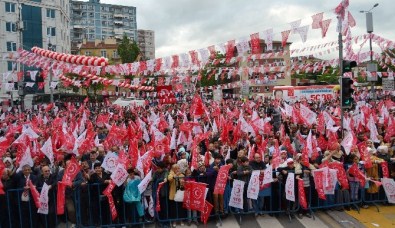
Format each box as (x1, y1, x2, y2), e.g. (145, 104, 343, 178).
(114, 14, 124, 18)
(114, 21, 123, 26)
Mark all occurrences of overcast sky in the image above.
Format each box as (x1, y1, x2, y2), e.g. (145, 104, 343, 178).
(98, 0, 393, 59)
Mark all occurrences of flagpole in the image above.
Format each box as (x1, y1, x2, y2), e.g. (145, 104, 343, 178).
(338, 16, 344, 139)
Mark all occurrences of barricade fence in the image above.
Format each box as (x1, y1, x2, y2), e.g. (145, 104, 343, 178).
(0, 172, 393, 228)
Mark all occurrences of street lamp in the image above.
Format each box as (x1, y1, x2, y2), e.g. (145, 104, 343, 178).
(360, 3, 378, 99)
(48, 37, 54, 103)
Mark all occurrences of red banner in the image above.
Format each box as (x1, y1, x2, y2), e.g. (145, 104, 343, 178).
(250, 33, 261, 54)
(0, 180, 4, 195)
(200, 200, 213, 224)
(107, 194, 118, 221)
(214, 165, 231, 194)
(28, 180, 41, 209)
(225, 40, 235, 63)
(313, 170, 326, 200)
(62, 157, 81, 186)
(348, 163, 366, 187)
(103, 180, 116, 196)
(328, 162, 349, 190)
(298, 179, 308, 209)
(156, 182, 166, 212)
(56, 182, 66, 215)
(381, 162, 390, 178)
(184, 181, 206, 212)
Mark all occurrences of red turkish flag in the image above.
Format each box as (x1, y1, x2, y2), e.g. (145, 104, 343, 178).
(62, 157, 81, 186)
(200, 200, 213, 225)
(214, 165, 231, 194)
(348, 163, 366, 188)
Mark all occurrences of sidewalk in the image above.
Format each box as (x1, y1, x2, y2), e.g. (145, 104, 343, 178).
(345, 205, 395, 228)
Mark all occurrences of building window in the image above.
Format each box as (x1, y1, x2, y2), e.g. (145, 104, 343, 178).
(46, 9, 55, 18)
(7, 61, 13, 71)
(6, 41, 17, 51)
(5, 22, 16, 32)
(113, 50, 118, 58)
(85, 51, 91, 56)
(5, 2, 16, 13)
(101, 50, 107, 58)
(47, 27, 56, 36)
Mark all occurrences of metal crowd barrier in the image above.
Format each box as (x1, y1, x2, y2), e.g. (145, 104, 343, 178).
(1, 171, 393, 228)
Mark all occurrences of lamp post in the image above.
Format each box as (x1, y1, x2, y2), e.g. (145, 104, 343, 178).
(48, 37, 54, 103)
(360, 3, 379, 99)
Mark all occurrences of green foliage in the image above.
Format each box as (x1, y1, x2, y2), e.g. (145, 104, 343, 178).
(117, 34, 140, 64)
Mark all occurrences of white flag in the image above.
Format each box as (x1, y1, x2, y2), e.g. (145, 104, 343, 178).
(299, 104, 317, 125)
(229, 179, 245, 209)
(247, 170, 261, 200)
(16, 146, 34, 172)
(40, 137, 54, 165)
(381, 178, 395, 204)
(101, 152, 119, 173)
(37, 183, 50, 214)
(110, 164, 129, 186)
(138, 170, 152, 194)
(285, 173, 295, 201)
(341, 131, 354, 155)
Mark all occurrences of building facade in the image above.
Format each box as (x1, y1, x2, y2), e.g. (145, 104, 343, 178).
(78, 37, 121, 65)
(137, 29, 155, 60)
(70, 0, 137, 45)
(0, 0, 70, 102)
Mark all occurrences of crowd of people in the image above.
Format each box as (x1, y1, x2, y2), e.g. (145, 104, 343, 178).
(1, 89, 395, 228)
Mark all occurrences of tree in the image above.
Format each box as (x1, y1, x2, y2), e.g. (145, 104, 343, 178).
(117, 34, 141, 64)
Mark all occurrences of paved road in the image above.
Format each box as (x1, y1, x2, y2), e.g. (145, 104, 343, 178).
(59, 211, 364, 228)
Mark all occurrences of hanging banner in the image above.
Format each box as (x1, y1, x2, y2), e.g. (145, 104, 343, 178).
(285, 173, 295, 201)
(229, 179, 245, 209)
(38, 183, 50, 214)
(247, 170, 261, 200)
(262, 165, 273, 185)
(213, 165, 231, 194)
(381, 178, 395, 204)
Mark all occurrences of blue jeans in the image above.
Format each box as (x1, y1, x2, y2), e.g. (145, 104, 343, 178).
(252, 196, 264, 213)
(187, 210, 198, 222)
